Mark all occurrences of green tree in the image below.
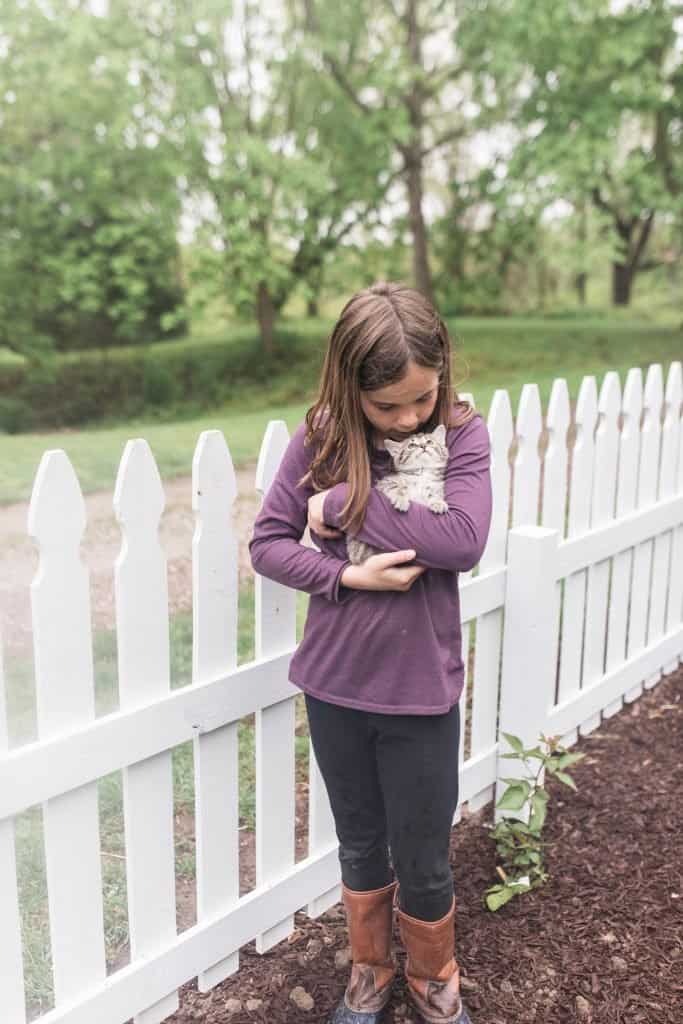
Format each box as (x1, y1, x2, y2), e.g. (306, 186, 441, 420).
(117, 0, 394, 351)
(0, 1, 185, 355)
(300, 0, 476, 304)
(457, 0, 683, 305)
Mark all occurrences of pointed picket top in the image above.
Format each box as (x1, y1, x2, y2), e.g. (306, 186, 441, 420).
(591, 371, 621, 526)
(658, 362, 682, 500)
(623, 365, 644, 420)
(546, 377, 570, 435)
(597, 369, 621, 422)
(575, 374, 599, 435)
(512, 382, 543, 527)
(638, 364, 664, 505)
(567, 375, 598, 537)
(113, 438, 165, 529)
(479, 388, 513, 570)
(27, 450, 85, 550)
(615, 367, 644, 516)
(669, 361, 683, 493)
(542, 378, 571, 534)
(488, 387, 514, 443)
(192, 430, 237, 522)
(255, 420, 291, 496)
(644, 362, 664, 417)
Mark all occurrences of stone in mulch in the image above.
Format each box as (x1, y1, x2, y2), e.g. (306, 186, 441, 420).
(167, 666, 683, 1024)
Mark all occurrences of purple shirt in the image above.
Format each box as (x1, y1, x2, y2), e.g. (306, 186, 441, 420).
(248, 408, 492, 714)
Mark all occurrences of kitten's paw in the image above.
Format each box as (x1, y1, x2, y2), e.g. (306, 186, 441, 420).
(428, 499, 449, 513)
(393, 495, 410, 511)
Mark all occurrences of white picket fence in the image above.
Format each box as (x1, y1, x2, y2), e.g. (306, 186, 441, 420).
(1, 361, 682, 1024)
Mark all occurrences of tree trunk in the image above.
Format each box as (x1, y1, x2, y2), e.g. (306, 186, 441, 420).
(307, 296, 319, 317)
(612, 263, 633, 306)
(403, 0, 434, 304)
(256, 281, 276, 354)
(537, 257, 547, 310)
(575, 272, 587, 305)
(575, 201, 587, 305)
(405, 156, 434, 303)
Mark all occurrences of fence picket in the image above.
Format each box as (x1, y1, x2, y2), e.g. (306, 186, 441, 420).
(558, 376, 598, 748)
(468, 390, 513, 814)
(580, 372, 621, 736)
(648, 363, 682, 675)
(665, 363, 683, 661)
(28, 451, 106, 1005)
(191, 431, 240, 990)
(253, 422, 298, 951)
(512, 383, 542, 527)
(113, 441, 178, 1024)
(0, 633, 26, 1023)
(604, 369, 642, 718)
(541, 379, 571, 723)
(626, 366, 663, 699)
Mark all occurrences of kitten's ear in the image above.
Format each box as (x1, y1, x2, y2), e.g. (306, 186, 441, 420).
(431, 423, 447, 443)
(384, 438, 402, 457)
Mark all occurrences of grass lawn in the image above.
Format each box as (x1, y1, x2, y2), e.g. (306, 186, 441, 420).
(1, 315, 680, 506)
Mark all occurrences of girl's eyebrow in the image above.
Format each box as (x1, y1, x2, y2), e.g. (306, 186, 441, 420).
(372, 387, 435, 407)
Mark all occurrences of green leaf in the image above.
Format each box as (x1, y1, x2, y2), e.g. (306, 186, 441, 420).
(496, 785, 528, 811)
(528, 792, 548, 831)
(555, 771, 577, 790)
(556, 752, 586, 769)
(500, 776, 530, 787)
(485, 885, 516, 911)
(501, 732, 524, 754)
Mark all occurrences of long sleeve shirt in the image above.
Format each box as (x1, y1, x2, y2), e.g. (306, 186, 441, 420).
(248, 407, 493, 714)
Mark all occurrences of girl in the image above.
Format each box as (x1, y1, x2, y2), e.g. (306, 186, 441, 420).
(248, 282, 492, 1024)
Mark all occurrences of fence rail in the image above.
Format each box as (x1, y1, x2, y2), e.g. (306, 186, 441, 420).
(1, 361, 682, 1024)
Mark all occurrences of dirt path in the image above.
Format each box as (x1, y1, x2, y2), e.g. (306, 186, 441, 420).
(0, 465, 264, 651)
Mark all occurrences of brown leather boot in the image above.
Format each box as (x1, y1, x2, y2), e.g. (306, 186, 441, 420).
(329, 879, 398, 1023)
(397, 894, 473, 1024)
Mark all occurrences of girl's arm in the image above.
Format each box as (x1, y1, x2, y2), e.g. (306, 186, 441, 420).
(322, 414, 493, 573)
(248, 423, 354, 603)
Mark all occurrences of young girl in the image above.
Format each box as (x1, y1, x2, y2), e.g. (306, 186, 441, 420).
(248, 282, 492, 1024)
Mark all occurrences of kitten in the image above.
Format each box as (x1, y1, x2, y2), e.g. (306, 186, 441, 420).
(346, 423, 449, 566)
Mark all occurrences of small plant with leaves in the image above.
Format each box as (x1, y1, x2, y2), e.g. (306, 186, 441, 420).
(484, 731, 585, 912)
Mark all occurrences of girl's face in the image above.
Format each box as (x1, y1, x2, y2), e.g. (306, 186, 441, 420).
(360, 361, 440, 444)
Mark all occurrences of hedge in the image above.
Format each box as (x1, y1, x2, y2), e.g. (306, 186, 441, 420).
(0, 328, 326, 433)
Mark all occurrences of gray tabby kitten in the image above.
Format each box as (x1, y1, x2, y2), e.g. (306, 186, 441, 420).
(346, 423, 449, 566)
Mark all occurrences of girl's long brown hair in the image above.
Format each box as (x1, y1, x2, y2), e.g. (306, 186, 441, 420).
(298, 281, 476, 535)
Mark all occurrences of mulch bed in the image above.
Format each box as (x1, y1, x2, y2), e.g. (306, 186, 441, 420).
(168, 665, 682, 1024)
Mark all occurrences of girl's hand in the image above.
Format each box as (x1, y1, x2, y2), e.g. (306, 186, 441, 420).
(307, 489, 344, 538)
(341, 550, 427, 592)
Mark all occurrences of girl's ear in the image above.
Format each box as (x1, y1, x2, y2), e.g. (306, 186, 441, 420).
(431, 423, 447, 443)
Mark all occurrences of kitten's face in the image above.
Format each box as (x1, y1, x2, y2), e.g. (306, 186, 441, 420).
(384, 424, 447, 469)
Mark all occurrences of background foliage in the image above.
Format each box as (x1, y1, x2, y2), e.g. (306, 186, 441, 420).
(0, 0, 680, 430)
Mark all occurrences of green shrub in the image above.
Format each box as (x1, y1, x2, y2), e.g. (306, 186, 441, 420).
(0, 326, 325, 430)
(0, 397, 31, 434)
(143, 359, 180, 406)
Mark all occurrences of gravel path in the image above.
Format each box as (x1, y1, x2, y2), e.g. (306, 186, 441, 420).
(0, 464, 267, 652)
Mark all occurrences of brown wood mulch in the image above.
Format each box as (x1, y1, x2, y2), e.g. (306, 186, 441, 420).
(167, 665, 682, 1024)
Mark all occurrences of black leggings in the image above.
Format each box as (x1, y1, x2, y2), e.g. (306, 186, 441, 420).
(304, 692, 461, 922)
